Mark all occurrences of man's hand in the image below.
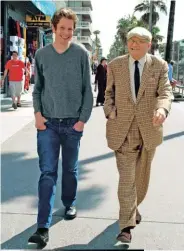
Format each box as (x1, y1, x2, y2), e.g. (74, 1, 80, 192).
(153, 108, 167, 126)
(73, 121, 84, 132)
(35, 112, 47, 130)
(108, 106, 117, 120)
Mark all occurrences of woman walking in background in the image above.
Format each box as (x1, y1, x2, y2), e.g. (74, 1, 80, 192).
(94, 57, 107, 106)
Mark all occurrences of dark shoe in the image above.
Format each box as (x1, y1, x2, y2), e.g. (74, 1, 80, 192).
(117, 228, 132, 243)
(96, 103, 99, 107)
(136, 213, 142, 224)
(17, 103, 22, 107)
(28, 228, 49, 246)
(12, 103, 17, 109)
(65, 206, 77, 220)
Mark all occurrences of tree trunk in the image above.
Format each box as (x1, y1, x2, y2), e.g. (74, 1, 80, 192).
(165, 0, 176, 62)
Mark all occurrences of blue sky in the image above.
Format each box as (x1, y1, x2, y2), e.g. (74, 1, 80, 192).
(91, 0, 184, 56)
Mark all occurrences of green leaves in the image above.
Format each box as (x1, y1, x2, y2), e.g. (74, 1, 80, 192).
(134, 0, 167, 26)
(107, 0, 167, 58)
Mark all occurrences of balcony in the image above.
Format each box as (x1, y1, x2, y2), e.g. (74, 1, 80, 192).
(82, 0, 93, 10)
(70, 7, 92, 22)
(76, 21, 92, 34)
(73, 36, 92, 47)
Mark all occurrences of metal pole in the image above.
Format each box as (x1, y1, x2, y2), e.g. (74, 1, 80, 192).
(149, 0, 153, 32)
(165, 0, 176, 62)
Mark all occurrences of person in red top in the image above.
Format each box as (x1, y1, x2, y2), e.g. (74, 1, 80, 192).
(1, 51, 26, 109)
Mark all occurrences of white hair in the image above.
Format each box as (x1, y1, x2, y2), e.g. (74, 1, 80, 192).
(127, 27, 152, 42)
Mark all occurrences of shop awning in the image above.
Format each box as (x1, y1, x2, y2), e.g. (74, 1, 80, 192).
(31, 0, 56, 16)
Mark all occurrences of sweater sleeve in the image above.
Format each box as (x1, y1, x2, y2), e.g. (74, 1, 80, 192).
(79, 51, 93, 123)
(32, 51, 44, 114)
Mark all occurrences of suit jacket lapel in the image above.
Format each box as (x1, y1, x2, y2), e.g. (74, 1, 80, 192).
(136, 54, 153, 103)
(121, 55, 135, 104)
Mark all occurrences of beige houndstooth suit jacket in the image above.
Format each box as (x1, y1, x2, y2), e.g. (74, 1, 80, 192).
(104, 54, 173, 151)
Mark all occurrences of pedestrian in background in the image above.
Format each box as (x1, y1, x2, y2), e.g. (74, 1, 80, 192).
(1, 51, 27, 109)
(168, 60, 177, 90)
(95, 57, 107, 106)
(24, 57, 31, 92)
(29, 8, 93, 246)
(104, 27, 173, 243)
(91, 61, 97, 75)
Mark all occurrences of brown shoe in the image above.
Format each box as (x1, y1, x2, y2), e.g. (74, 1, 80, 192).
(117, 230, 132, 243)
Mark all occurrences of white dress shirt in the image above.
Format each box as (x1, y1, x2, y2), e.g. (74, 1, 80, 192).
(129, 55, 146, 102)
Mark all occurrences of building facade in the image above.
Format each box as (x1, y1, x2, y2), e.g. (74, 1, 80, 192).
(57, 0, 93, 55)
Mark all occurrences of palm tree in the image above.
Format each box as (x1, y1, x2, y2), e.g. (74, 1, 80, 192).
(114, 34, 124, 57)
(93, 30, 100, 59)
(151, 26, 164, 54)
(134, 0, 167, 26)
(117, 16, 131, 54)
(165, 0, 176, 62)
(117, 15, 146, 54)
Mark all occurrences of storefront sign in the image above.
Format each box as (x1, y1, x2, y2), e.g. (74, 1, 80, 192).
(26, 15, 51, 27)
(26, 22, 51, 27)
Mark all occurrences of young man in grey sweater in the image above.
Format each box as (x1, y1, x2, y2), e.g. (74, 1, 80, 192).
(29, 8, 93, 246)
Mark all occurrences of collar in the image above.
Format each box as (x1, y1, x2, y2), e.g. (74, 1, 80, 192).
(129, 55, 147, 67)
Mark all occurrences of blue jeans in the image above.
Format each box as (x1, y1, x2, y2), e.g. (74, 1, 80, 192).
(37, 118, 82, 228)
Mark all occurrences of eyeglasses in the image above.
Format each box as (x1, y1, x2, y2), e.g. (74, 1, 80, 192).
(128, 38, 149, 45)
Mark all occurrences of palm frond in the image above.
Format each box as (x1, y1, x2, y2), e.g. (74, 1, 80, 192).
(154, 0, 167, 14)
(141, 12, 159, 26)
(134, 0, 167, 26)
(134, 3, 149, 13)
(153, 34, 164, 41)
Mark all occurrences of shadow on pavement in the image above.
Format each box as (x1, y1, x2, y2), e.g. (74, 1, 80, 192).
(163, 131, 184, 141)
(1, 99, 33, 112)
(52, 221, 129, 250)
(79, 152, 114, 166)
(1, 215, 63, 250)
(1, 98, 12, 105)
(1, 150, 112, 209)
(1, 221, 129, 250)
(1, 149, 115, 249)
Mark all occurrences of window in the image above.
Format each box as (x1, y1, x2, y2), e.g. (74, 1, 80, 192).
(68, 1, 82, 7)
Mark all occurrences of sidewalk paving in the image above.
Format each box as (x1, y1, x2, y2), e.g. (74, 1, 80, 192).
(0, 87, 34, 144)
(1, 85, 184, 249)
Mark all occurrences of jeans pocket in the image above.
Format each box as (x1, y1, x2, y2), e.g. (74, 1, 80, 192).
(37, 121, 49, 132)
(44, 120, 49, 126)
(37, 128, 47, 132)
(71, 127, 83, 134)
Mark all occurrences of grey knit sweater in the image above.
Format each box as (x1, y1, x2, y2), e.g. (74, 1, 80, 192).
(32, 43, 93, 123)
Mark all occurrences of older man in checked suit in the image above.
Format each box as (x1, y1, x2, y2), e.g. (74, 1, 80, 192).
(104, 27, 173, 243)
